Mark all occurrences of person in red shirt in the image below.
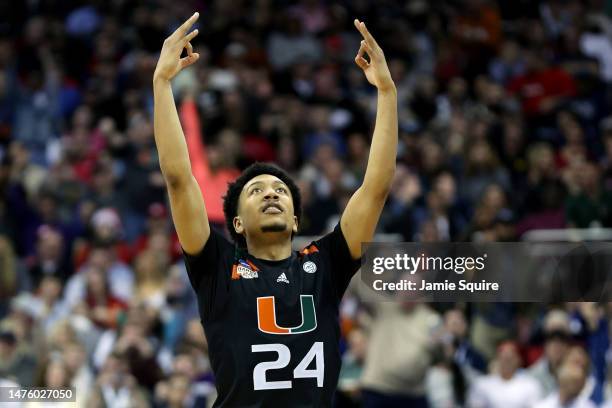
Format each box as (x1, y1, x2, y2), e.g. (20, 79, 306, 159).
(77, 265, 127, 329)
(508, 49, 577, 118)
(179, 96, 240, 231)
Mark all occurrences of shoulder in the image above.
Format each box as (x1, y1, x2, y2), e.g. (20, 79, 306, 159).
(183, 227, 234, 259)
(515, 372, 542, 394)
(309, 222, 357, 258)
(474, 374, 498, 390)
(531, 394, 555, 408)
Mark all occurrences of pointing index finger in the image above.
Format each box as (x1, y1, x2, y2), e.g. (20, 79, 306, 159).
(177, 12, 200, 36)
(354, 19, 377, 48)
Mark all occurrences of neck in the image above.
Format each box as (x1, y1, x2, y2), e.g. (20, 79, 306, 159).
(246, 234, 293, 260)
(558, 391, 574, 405)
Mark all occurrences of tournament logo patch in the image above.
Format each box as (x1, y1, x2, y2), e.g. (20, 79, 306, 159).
(232, 259, 259, 280)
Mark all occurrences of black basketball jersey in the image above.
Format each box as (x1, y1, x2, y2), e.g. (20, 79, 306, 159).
(182, 223, 360, 408)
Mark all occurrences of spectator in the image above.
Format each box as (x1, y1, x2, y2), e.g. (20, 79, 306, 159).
(179, 96, 239, 230)
(489, 40, 526, 85)
(468, 341, 542, 408)
(77, 265, 127, 330)
(267, 12, 323, 71)
(61, 341, 94, 405)
(337, 327, 368, 407)
(0, 235, 25, 314)
(461, 141, 510, 206)
(567, 303, 608, 405)
(87, 352, 149, 408)
(160, 347, 215, 407)
(132, 202, 182, 262)
(565, 162, 612, 228)
(425, 308, 486, 408)
(154, 373, 193, 408)
(534, 361, 596, 408)
(529, 309, 573, 396)
(0, 330, 37, 387)
(443, 308, 487, 377)
(507, 48, 576, 118)
(35, 276, 70, 334)
(27, 225, 70, 287)
(360, 302, 441, 408)
(64, 242, 134, 309)
(132, 249, 168, 312)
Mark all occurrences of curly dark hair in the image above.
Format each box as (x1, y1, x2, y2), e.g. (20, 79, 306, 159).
(222, 163, 302, 247)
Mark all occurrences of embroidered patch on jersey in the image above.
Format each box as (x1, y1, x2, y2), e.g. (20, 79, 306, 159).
(303, 261, 317, 273)
(276, 272, 289, 284)
(233, 259, 259, 280)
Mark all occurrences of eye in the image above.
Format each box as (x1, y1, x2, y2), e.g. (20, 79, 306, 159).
(276, 187, 287, 194)
(251, 187, 262, 195)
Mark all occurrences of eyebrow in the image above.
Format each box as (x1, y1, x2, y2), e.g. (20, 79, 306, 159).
(245, 180, 287, 191)
(245, 181, 263, 190)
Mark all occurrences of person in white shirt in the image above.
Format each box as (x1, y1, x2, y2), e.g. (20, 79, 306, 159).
(467, 340, 542, 408)
(534, 361, 596, 408)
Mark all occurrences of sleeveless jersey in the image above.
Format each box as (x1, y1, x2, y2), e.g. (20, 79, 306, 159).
(183, 223, 360, 407)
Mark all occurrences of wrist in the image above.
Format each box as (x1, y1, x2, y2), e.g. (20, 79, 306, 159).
(153, 73, 171, 86)
(377, 83, 397, 95)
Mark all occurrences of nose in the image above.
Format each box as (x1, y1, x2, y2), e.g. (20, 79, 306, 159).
(264, 188, 279, 200)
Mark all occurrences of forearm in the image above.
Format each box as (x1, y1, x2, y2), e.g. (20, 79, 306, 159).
(362, 87, 398, 195)
(153, 77, 193, 186)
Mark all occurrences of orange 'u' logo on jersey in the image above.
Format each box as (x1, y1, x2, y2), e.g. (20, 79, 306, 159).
(256, 295, 317, 335)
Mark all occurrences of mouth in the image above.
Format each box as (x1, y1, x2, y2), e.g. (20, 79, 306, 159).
(262, 203, 283, 214)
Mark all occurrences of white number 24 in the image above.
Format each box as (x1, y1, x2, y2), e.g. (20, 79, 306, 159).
(252, 342, 324, 390)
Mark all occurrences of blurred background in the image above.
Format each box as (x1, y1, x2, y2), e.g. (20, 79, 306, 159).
(1, 0, 612, 407)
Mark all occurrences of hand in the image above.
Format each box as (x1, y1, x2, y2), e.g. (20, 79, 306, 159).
(353, 19, 395, 92)
(579, 302, 602, 331)
(153, 12, 200, 82)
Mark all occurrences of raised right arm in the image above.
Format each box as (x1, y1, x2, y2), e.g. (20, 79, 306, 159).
(153, 12, 209, 255)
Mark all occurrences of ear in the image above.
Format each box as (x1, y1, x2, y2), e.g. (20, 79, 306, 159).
(233, 216, 244, 235)
(292, 216, 298, 234)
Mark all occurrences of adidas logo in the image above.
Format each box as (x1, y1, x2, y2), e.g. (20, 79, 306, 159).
(276, 273, 289, 284)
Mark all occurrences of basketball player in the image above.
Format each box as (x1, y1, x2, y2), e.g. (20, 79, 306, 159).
(152, 12, 397, 407)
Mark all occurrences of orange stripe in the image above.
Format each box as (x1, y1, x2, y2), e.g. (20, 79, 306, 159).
(231, 264, 240, 280)
(300, 244, 319, 257)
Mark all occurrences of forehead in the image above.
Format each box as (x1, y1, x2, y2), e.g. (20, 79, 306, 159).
(243, 174, 287, 191)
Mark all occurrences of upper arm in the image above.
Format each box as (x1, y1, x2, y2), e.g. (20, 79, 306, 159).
(340, 185, 389, 259)
(167, 174, 210, 255)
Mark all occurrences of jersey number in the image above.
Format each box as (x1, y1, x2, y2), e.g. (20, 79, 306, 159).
(252, 342, 324, 390)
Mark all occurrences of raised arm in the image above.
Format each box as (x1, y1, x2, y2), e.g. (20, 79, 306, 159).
(341, 19, 398, 259)
(153, 12, 210, 255)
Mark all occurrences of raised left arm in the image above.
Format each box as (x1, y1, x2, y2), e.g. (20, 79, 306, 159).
(341, 19, 398, 259)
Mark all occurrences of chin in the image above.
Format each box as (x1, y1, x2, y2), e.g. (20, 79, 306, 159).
(260, 222, 288, 233)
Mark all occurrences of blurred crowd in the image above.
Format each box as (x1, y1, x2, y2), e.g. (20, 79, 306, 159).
(1, 0, 612, 407)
